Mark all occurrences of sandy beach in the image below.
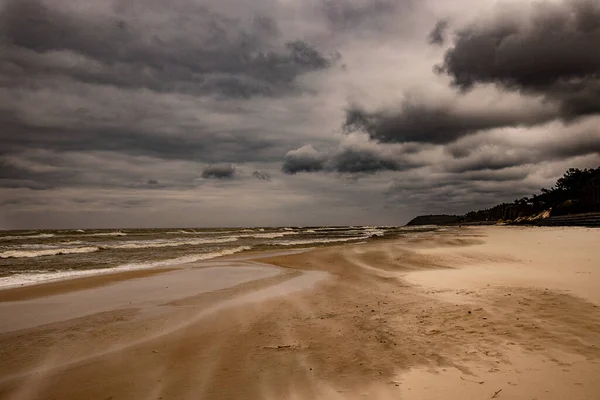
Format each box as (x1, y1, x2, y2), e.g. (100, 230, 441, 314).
(1, 226, 599, 399)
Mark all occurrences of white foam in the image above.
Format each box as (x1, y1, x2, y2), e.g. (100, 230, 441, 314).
(268, 236, 367, 246)
(103, 237, 238, 250)
(238, 231, 299, 239)
(0, 237, 240, 258)
(364, 228, 385, 237)
(84, 231, 127, 237)
(0, 246, 100, 259)
(0, 246, 252, 288)
(0, 233, 55, 241)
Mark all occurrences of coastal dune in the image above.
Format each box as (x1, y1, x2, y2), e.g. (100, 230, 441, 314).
(1, 227, 599, 399)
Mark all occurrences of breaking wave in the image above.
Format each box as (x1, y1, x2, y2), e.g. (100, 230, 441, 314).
(0, 246, 100, 259)
(83, 231, 128, 237)
(103, 237, 239, 250)
(238, 231, 299, 239)
(0, 233, 56, 241)
(268, 236, 368, 246)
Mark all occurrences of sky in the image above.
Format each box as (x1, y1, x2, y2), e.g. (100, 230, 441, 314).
(1, 0, 599, 229)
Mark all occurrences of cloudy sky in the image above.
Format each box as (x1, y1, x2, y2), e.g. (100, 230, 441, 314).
(1, 0, 599, 229)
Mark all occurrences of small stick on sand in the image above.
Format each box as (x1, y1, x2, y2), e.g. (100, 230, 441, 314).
(491, 388, 503, 398)
(460, 376, 484, 384)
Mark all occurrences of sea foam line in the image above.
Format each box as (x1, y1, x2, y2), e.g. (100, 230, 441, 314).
(103, 237, 239, 250)
(268, 236, 368, 246)
(0, 246, 100, 259)
(0, 233, 56, 241)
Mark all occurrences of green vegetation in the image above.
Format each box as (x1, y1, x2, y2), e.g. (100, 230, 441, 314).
(407, 167, 600, 226)
(464, 167, 600, 223)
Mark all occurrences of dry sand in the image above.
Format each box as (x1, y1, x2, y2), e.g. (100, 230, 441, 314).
(0, 226, 599, 399)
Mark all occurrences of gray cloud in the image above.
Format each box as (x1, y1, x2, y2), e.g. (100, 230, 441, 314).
(428, 19, 449, 45)
(1, 0, 600, 229)
(0, 149, 206, 191)
(438, 0, 600, 118)
(442, 116, 600, 173)
(328, 147, 404, 173)
(0, 0, 338, 176)
(282, 145, 325, 174)
(282, 137, 423, 175)
(202, 164, 236, 179)
(1, 0, 336, 99)
(321, 0, 400, 31)
(342, 101, 553, 144)
(384, 166, 551, 216)
(252, 171, 272, 181)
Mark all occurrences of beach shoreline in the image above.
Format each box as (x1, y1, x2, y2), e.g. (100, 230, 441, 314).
(1, 226, 599, 399)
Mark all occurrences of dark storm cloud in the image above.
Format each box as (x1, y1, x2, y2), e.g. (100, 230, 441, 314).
(282, 140, 420, 175)
(0, 0, 341, 195)
(282, 145, 325, 174)
(342, 102, 552, 144)
(461, 168, 529, 182)
(437, 0, 600, 118)
(2, 0, 600, 229)
(0, 0, 339, 180)
(446, 152, 527, 173)
(328, 147, 407, 173)
(0, 116, 282, 166)
(428, 19, 449, 45)
(252, 171, 272, 181)
(1, 0, 335, 99)
(202, 164, 236, 179)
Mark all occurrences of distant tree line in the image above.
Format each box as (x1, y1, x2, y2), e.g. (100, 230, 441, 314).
(464, 166, 600, 223)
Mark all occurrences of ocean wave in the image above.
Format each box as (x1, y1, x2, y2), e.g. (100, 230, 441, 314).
(103, 237, 239, 250)
(166, 230, 235, 235)
(0, 233, 56, 241)
(268, 236, 367, 246)
(10, 241, 83, 249)
(239, 231, 299, 239)
(0, 237, 240, 257)
(0, 246, 252, 288)
(0, 246, 100, 259)
(82, 231, 128, 237)
(363, 228, 385, 237)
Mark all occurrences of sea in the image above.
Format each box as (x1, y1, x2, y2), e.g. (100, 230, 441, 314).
(0, 226, 435, 288)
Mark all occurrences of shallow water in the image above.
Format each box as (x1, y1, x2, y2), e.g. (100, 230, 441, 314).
(0, 264, 284, 332)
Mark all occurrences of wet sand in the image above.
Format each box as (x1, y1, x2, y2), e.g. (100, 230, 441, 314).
(1, 226, 599, 399)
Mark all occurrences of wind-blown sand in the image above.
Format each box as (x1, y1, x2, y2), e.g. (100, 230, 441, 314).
(0, 226, 599, 399)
